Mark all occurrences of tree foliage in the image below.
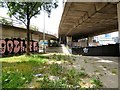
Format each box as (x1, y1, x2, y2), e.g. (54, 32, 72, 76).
(6, 1, 58, 26)
(0, 18, 12, 25)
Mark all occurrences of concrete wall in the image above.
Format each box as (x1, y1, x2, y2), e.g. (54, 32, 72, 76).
(72, 39, 88, 47)
(0, 38, 39, 56)
(1, 25, 56, 41)
(2, 26, 40, 41)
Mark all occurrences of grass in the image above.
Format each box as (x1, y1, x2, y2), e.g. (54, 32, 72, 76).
(2, 54, 48, 88)
(1, 54, 103, 88)
(49, 63, 64, 76)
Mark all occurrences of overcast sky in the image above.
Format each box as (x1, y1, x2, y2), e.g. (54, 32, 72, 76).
(30, 1, 64, 36)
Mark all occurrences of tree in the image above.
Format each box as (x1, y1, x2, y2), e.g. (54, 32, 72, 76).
(0, 18, 12, 25)
(5, 1, 58, 55)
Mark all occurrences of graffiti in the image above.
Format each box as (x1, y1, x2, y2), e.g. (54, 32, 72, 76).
(0, 38, 39, 56)
(83, 48, 88, 53)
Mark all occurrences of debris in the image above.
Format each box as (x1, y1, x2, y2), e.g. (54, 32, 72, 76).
(49, 76, 59, 81)
(34, 74, 43, 77)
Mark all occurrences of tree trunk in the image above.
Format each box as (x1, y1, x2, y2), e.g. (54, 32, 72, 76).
(26, 5, 30, 55)
(26, 19, 30, 55)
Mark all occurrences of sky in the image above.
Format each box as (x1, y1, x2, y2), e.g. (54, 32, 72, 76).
(30, 1, 64, 36)
(0, 1, 64, 37)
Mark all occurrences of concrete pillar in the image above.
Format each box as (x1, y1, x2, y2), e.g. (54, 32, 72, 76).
(59, 36, 61, 43)
(60, 36, 66, 44)
(88, 37, 94, 46)
(59, 36, 62, 44)
(66, 36, 72, 47)
(117, 2, 120, 89)
(48, 40, 50, 47)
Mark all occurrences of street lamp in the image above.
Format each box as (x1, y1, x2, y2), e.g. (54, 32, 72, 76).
(43, 10, 46, 53)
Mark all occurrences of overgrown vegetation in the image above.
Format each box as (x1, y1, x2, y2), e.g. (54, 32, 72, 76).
(90, 78, 103, 88)
(1, 54, 103, 88)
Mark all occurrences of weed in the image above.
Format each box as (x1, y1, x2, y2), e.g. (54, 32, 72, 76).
(102, 65, 107, 69)
(66, 68, 80, 86)
(49, 63, 63, 76)
(81, 67, 85, 71)
(114, 67, 117, 69)
(84, 59, 88, 63)
(2, 71, 33, 88)
(79, 71, 88, 78)
(69, 60, 74, 65)
(111, 69, 117, 75)
(94, 70, 99, 73)
(49, 54, 72, 61)
(40, 75, 68, 88)
(90, 78, 103, 88)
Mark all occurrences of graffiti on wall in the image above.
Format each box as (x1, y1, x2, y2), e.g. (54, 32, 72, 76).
(0, 38, 39, 56)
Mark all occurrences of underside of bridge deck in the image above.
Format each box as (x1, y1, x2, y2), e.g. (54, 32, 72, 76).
(59, 2, 119, 40)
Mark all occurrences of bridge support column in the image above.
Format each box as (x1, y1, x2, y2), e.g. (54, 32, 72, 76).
(66, 36, 72, 47)
(87, 37, 94, 46)
(59, 36, 62, 44)
(117, 2, 120, 89)
(48, 40, 50, 47)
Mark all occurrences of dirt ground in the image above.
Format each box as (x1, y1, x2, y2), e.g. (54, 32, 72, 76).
(44, 45, 118, 88)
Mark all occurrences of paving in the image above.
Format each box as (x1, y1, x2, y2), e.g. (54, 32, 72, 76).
(45, 45, 118, 88)
(74, 56, 118, 88)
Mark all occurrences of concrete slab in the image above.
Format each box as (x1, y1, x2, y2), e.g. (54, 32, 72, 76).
(72, 56, 118, 88)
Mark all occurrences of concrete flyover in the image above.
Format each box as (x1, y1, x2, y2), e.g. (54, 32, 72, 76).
(58, 2, 120, 40)
(1, 24, 57, 41)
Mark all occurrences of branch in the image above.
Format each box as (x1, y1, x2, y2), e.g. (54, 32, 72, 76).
(30, 10, 40, 19)
(13, 14, 27, 27)
(6, 3, 27, 27)
(29, 2, 37, 14)
(29, 2, 44, 19)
